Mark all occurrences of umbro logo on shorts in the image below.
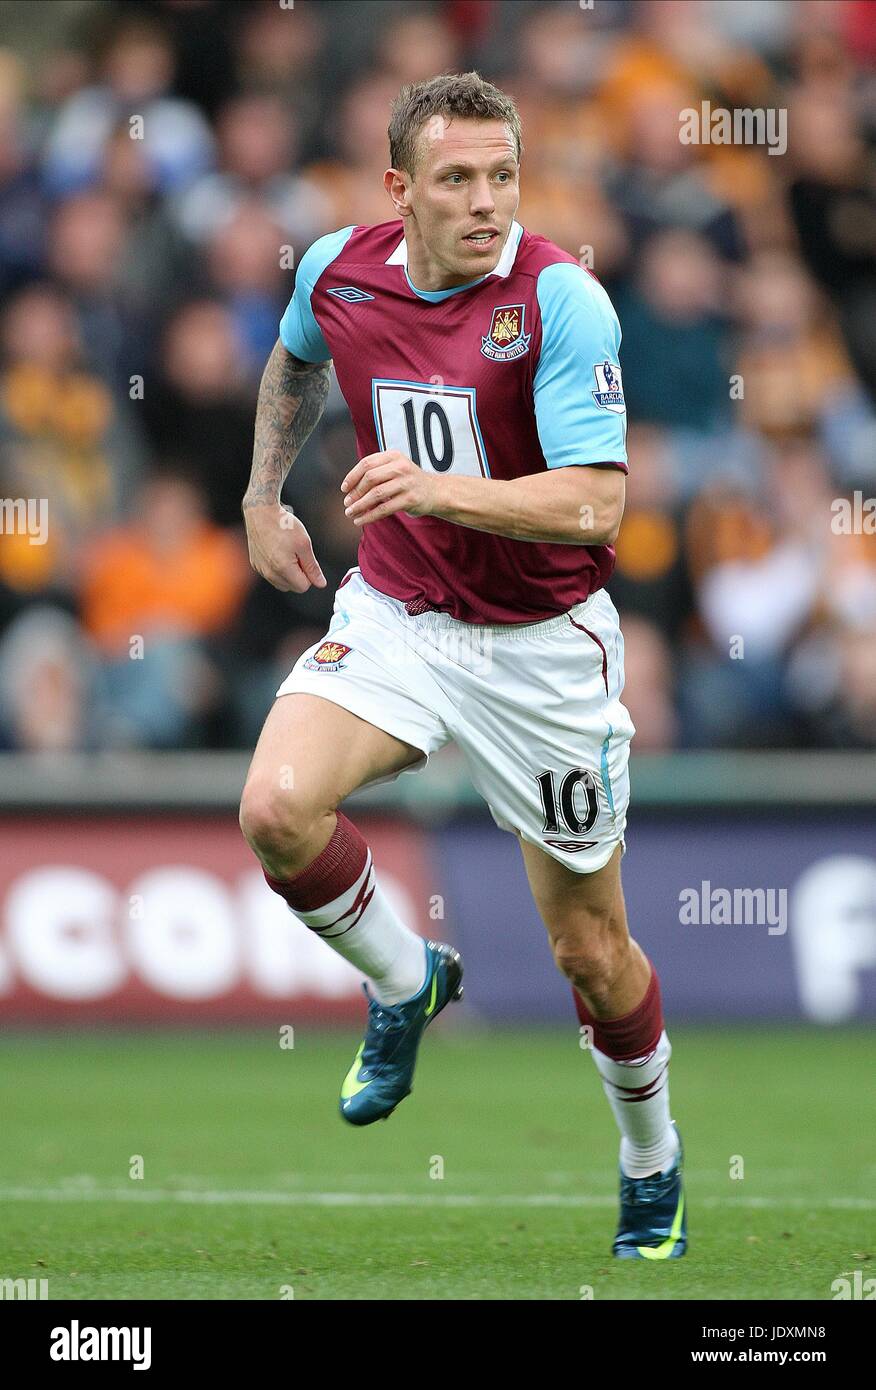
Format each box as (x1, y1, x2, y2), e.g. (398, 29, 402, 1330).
(543, 837, 598, 852)
(304, 641, 352, 672)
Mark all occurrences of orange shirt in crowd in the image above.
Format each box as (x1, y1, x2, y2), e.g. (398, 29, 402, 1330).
(81, 522, 251, 657)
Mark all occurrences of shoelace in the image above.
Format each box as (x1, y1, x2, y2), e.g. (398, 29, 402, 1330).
(361, 978, 420, 1029)
(357, 1002, 409, 1076)
(369, 1005, 407, 1035)
(361, 990, 412, 1041)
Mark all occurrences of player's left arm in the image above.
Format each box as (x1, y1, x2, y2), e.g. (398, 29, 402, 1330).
(341, 262, 627, 545)
(341, 452, 624, 544)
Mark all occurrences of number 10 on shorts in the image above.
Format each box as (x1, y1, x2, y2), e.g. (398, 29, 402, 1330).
(537, 767, 601, 836)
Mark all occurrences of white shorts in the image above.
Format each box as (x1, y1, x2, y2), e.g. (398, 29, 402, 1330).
(276, 568, 635, 874)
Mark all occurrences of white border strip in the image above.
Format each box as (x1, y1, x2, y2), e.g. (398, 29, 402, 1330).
(0, 1187, 872, 1210)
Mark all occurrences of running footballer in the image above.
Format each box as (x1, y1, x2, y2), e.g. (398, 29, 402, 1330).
(239, 72, 686, 1260)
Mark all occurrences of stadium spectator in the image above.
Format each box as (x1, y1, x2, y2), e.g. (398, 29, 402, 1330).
(0, 0, 873, 753)
(608, 424, 695, 645)
(141, 299, 257, 528)
(614, 229, 732, 431)
(0, 49, 47, 296)
(0, 604, 96, 752)
(112, 0, 238, 120)
(680, 479, 818, 746)
(733, 249, 861, 441)
(0, 282, 144, 601)
(786, 81, 876, 401)
(204, 200, 290, 379)
(42, 15, 214, 197)
(616, 613, 679, 752)
(301, 72, 408, 228)
(171, 93, 331, 252)
(98, 122, 199, 332)
(233, 0, 327, 155)
(46, 189, 153, 397)
(78, 472, 250, 746)
(508, 6, 630, 256)
(598, 74, 749, 263)
(376, 10, 463, 86)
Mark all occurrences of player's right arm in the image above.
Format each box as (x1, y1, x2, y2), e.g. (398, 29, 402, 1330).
(242, 340, 330, 592)
(243, 230, 356, 592)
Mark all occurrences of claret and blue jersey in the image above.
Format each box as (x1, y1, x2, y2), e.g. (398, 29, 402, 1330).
(279, 219, 628, 625)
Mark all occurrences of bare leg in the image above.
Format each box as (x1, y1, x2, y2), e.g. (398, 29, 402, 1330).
(240, 692, 424, 877)
(516, 840, 650, 1017)
(517, 837, 678, 1184)
(239, 692, 430, 1006)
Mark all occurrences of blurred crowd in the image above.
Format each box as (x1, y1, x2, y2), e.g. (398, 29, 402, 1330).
(0, 0, 875, 754)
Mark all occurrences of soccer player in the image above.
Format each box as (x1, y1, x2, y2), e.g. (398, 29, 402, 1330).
(239, 72, 685, 1260)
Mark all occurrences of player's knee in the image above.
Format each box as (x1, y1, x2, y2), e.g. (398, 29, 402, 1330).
(551, 919, 626, 994)
(238, 779, 324, 861)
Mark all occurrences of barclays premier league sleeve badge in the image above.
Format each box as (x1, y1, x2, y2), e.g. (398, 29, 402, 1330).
(591, 361, 625, 413)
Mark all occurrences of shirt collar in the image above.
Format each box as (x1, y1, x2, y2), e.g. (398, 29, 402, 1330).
(386, 221, 524, 300)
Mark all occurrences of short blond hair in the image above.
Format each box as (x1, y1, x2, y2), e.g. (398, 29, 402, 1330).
(389, 71, 523, 176)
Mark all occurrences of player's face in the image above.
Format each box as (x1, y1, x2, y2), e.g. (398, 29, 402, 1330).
(396, 118, 520, 289)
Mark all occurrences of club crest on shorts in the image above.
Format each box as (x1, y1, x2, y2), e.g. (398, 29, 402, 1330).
(304, 640, 351, 672)
(481, 304, 530, 361)
(591, 361, 625, 413)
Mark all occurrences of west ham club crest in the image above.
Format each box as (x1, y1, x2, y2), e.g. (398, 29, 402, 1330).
(304, 641, 352, 672)
(481, 304, 531, 362)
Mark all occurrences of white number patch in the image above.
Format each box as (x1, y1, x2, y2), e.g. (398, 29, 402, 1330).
(372, 379, 491, 478)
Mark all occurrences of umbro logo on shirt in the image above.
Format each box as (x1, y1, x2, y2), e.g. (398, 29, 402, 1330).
(327, 286, 375, 302)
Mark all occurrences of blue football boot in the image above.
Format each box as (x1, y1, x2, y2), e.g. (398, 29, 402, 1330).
(339, 940, 464, 1126)
(612, 1123, 687, 1259)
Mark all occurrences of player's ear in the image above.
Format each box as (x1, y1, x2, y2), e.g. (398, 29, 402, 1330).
(384, 167, 412, 217)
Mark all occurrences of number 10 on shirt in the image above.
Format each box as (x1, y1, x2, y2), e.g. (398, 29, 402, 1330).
(371, 379, 492, 479)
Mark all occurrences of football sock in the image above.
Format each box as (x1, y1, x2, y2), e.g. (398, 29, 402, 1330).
(264, 811, 428, 1005)
(574, 964, 680, 1178)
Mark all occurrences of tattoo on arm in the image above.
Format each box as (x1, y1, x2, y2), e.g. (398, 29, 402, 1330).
(243, 340, 331, 510)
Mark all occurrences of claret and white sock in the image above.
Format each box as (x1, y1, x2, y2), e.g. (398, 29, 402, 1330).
(264, 811, 427, 1006)
(574, 964, 680, 1178)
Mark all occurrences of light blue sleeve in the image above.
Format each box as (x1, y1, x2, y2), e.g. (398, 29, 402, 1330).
(533, 262, 628, 470)
(278, 226, 356, 362)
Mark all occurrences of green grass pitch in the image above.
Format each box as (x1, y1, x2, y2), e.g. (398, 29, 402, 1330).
(1, 1027, 872, 1300)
